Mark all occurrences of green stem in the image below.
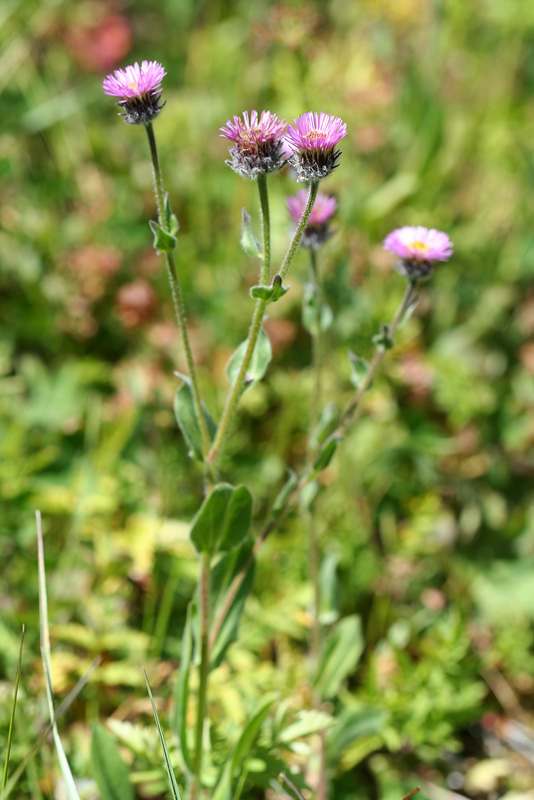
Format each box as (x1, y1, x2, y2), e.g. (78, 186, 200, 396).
(279, 180, 319, 282)
(144, 122, 212, 467)
(207, 178, 318, 472)
(336, 280, 417, 435)
(206, 175, 273, 472)
(191, 552, 210, 800)
(257, 173, 271, 286)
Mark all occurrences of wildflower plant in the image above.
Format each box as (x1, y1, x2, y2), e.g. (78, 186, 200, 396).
(28, 59, 453, 800)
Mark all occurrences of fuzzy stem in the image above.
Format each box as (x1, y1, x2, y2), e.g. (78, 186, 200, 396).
(257, 173, 271, 286)
(279, 180, 319, 282)
(191, 552, 210, 800)
(145, 122, 212, 466)
(207, 178, 318, 472)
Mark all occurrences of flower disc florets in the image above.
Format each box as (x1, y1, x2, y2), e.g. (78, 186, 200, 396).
(383, 226, 454, 279)
(102, 60, 166, 125)
(220, 110, 287, 179)
(287, 190, 337, 249)
(284, 111, 347, 182)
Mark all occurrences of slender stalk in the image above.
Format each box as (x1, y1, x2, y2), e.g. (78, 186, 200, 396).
(191, 553, 210, 800)
(257, 173, 271, 285)
(336, 280, 417, 435)
(207, 178, 318, 472)
(279, 180, 319, 281)
(209, 281, 419, 641)
(145, 122, 212, 465)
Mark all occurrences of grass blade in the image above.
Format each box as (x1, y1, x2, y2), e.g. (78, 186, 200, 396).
(36, 510, 82, 800)
(1, 625, 25, 797)
(143, 668, 182, 800)
(1, 658, 100, 800)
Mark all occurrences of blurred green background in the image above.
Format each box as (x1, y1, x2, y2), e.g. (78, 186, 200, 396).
(1, 0, 534, 797)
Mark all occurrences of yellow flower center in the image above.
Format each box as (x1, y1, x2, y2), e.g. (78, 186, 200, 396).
(127, 80, 139, 91)
(304, 130, 324, 144)
(410, 240, 429, 252)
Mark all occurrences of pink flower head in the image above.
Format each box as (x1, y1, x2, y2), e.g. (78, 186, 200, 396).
(284, 111, 347, 181)
(219, 110, 287, 179)
(102, 60, 166, 124)
(287, 190, 337, 249)
(383, 225, 453, 279)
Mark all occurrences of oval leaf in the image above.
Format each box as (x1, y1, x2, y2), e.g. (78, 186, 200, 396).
(241, 209, 262, 258)
(190, 483, 253, 556)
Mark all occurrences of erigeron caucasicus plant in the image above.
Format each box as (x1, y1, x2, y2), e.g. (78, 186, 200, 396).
(29, 59, 453, 800)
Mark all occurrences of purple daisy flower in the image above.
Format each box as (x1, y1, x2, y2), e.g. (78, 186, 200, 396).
(219, 110, 287, 179)
(102, 60, 166, 125)
(287, 189, 337, 249)
(383, 225, 453, 279)
(284, 111, 348, 181)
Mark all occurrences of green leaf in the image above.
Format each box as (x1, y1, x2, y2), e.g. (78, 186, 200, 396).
(372, 323, 394, 350)
(311, 437, 340, 477)
(164, 193, 179, 237)
(349, 351, 372, 390)
(302, 283, 333, 335)
(300, 480, 319, 513)
(149, 219, 177, 254)
(212, 693, 277, 800)
(250, 275, 290, 303)
(319, 553, 341, 625)
(190, 483, 253, 556)
(311, 403, 339, 448)
(271, 470, 297, 521)
(241, 209, 262, 258)
(210, 540, 256, 667)
(173, 607, 194, 773)
(91, 724, 134, 800)
(314, 615, 364, 699)
(173, 377, 217, 461)
(143, 669, 182, 800)
(327, 707, 387, 762)
(278, 710, 335, 744)
(226, 328, 272, 390)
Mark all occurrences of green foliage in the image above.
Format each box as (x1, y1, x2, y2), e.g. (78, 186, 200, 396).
(91, 723, 134, 800)
(226, 329, 272, 390)
(173, 378, 217, 460)
(189, 483, 253, 556)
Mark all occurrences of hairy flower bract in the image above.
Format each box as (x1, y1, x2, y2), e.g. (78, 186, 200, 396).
(284, 111, 347, 181)
(220, 110, 287, 179)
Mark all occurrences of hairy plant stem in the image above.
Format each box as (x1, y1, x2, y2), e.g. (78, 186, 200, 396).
(145, 122, 212, 470)
(280, 180, 319, 282)
(209, 280, 419, 641)
(191, 552, 211, 800)
(207, 178, 319, 473)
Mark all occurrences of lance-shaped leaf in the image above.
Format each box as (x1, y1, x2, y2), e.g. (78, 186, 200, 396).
(241, 208, 262, 258)
(91, 724, 134, 800)
(226, 328, 272, 390)
(314, 615, 364, 699)
(210, 539, 256, 667)
(189, 483, 253, 556)
(173, 376, 217, 461)
(164, 193, 179, 237)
